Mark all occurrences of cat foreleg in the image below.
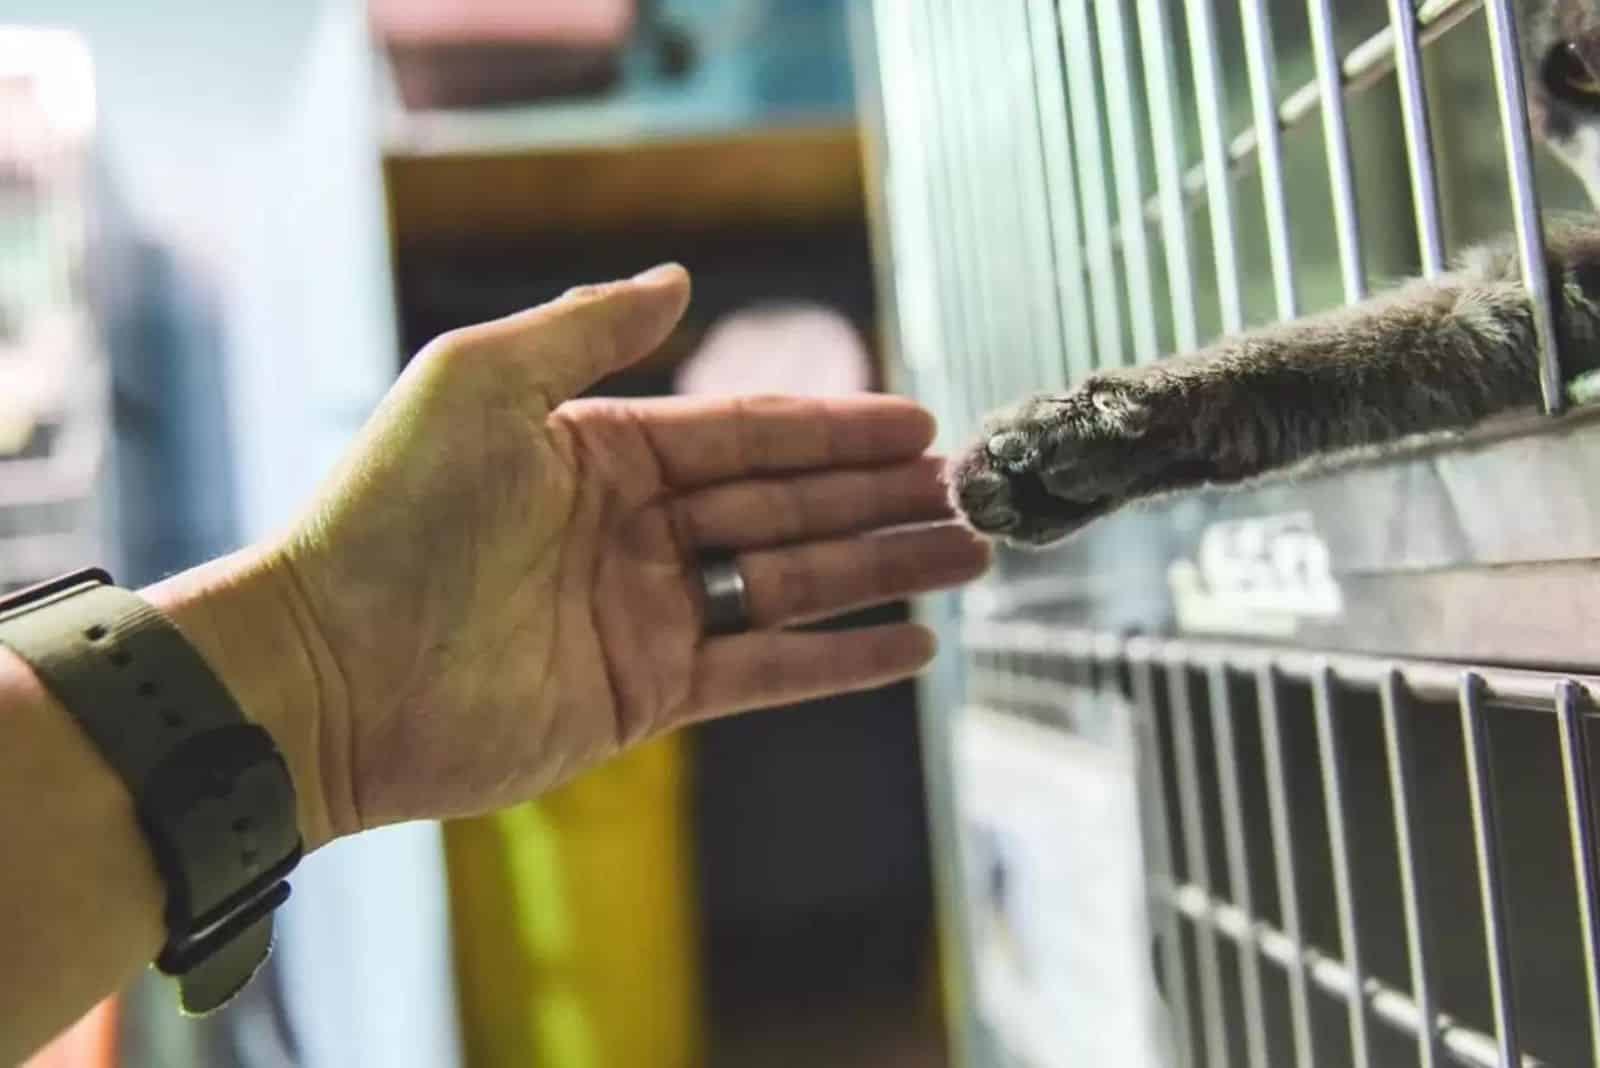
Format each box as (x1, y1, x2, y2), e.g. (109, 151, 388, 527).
(952, 225, 1600, 546)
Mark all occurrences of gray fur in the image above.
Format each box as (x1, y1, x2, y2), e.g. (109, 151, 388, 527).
(953, 2, 1600, 546)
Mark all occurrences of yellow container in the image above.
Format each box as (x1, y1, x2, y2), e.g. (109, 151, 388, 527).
(444, 734, 703, 1068)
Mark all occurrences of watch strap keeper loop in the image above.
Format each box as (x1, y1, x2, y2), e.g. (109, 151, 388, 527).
(0, 569, 303, 1015)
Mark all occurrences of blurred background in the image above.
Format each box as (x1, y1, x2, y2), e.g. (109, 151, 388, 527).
(3, 2, 945, 1066)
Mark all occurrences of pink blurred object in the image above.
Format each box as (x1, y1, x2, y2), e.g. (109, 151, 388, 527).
(370, 0, 634, 47)
(22, 998, 118, 1068)
(674, 304, 873, 398)
(371, 0, 638, 109)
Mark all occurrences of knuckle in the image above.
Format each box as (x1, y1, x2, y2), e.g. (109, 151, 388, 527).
(421, 327, 476, 366)
(561, 281, 620, 305)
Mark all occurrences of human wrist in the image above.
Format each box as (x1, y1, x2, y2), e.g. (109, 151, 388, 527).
(141, 547, 351, 851)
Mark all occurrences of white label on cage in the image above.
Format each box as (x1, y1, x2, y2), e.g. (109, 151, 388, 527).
(955, 706, 1173, 1068)
(1168, 511, 1343, 636)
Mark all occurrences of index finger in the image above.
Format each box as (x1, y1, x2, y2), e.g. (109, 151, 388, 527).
(623, 394, 937, 487)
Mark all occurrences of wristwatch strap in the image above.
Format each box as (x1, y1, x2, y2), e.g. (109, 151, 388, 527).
(0, 569, 302, 1014)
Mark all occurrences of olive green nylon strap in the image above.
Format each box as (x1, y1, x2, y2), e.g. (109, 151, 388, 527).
(0, 578, 299, 1014)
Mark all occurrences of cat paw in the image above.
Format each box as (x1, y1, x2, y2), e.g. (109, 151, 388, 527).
(950, 375, 1164, 546)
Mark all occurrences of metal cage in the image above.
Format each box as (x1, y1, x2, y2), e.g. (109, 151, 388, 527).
(860, 1, 1600, 1066)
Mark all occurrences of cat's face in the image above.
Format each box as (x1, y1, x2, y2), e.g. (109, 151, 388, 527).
(1526, 0, 1600, 205)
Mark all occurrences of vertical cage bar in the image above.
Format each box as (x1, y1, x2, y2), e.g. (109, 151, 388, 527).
(1012, 0, 1069, 392)
(1092, 0, 1160, 363)
(1238, 0, 1298, 320)
(1387, 0, 1447, 278)
(1132, 660, 1197, 1068)
(1555, 681, 1600, 1062)
(1483, 0, 1564, 412)
(941, 0, 995, 418)
(958, 0, 1013, 411)
(1027, 0, 1095, 384)
(909, 0, 954, 423)
(1312, 665, 1374, 1068)
(914, 0, 969, 436)
(1207, 663, 1270, 1068)
(1257, 665, 1317, 1068)
(1168, 662, 1231, 1068)
(1460, 672, 1522, 1066)
(950, 0, 999, 414)
(1058, 0, 1128, 368)
(872, 0, 949, 440)
(927, 0, 992, 425)
(1007, 0, 1063, 395)
(908, 0, 973, 442)
(1182, 0, 1245, 333)
(1380, 670, 1443, 1068)
(1304, 0, 1366, 301)
(980, 0, 1037, 406)
(1134, 0, 1200, 352)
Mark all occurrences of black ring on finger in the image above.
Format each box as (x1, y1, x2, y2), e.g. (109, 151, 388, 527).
(698, 551, 750, 636)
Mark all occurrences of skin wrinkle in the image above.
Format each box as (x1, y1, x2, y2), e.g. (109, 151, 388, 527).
(873, 534, 915, 612)
(415, 611, 525, 808)
(539, 284, 635, 402)
(821, 397, 846, 471)
(570, 418, 652, 753)
(758, 477, 809, 547)
(772, 545, 822, 623)
(627, 502, 699, 737)
(277, 551, 361, 839)
(664, 489, 709, 570)
(730, 396, 763, 481)
(638, 396, 934, 487)
(614, 402, 672, 501)
(341, 528, 462, 819)
(755, 397, 819, 474)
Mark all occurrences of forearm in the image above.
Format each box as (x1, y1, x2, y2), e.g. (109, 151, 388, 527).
(1135, 281, 1542, 485)
(0, 548, 340, 1062)
(0, 645, 164, 1062)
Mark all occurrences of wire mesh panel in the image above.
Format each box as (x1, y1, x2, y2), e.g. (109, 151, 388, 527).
(861, 0, 1600, 1066)
(870, 0, 1568, 439)
(965, 622, 1600, 1067)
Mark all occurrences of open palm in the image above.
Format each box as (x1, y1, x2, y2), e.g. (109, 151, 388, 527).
(272, 266, 988, 837)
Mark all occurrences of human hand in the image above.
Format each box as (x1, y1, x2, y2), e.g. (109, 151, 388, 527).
(172, 266, 987, 846)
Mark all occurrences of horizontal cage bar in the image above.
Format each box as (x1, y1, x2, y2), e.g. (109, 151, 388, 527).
(1160, 880, 1549, 1068)
(1114, 0, 1483, 247)
(962, 620, 1600, 713)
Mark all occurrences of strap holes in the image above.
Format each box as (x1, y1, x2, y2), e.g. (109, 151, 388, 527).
(84, 624, 107, 641)
(240, 849, 259, 866)
(136, 680, 159, 698)
(232, 817, 254, 833)
(161, 709, 185, 728)
(108, 649, 131, 668)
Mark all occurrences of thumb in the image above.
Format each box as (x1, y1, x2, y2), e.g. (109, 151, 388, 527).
(489, 263, 692, 405)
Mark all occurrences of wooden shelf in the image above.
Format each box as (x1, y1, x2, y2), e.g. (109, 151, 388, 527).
(384, 121, 864, 244)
